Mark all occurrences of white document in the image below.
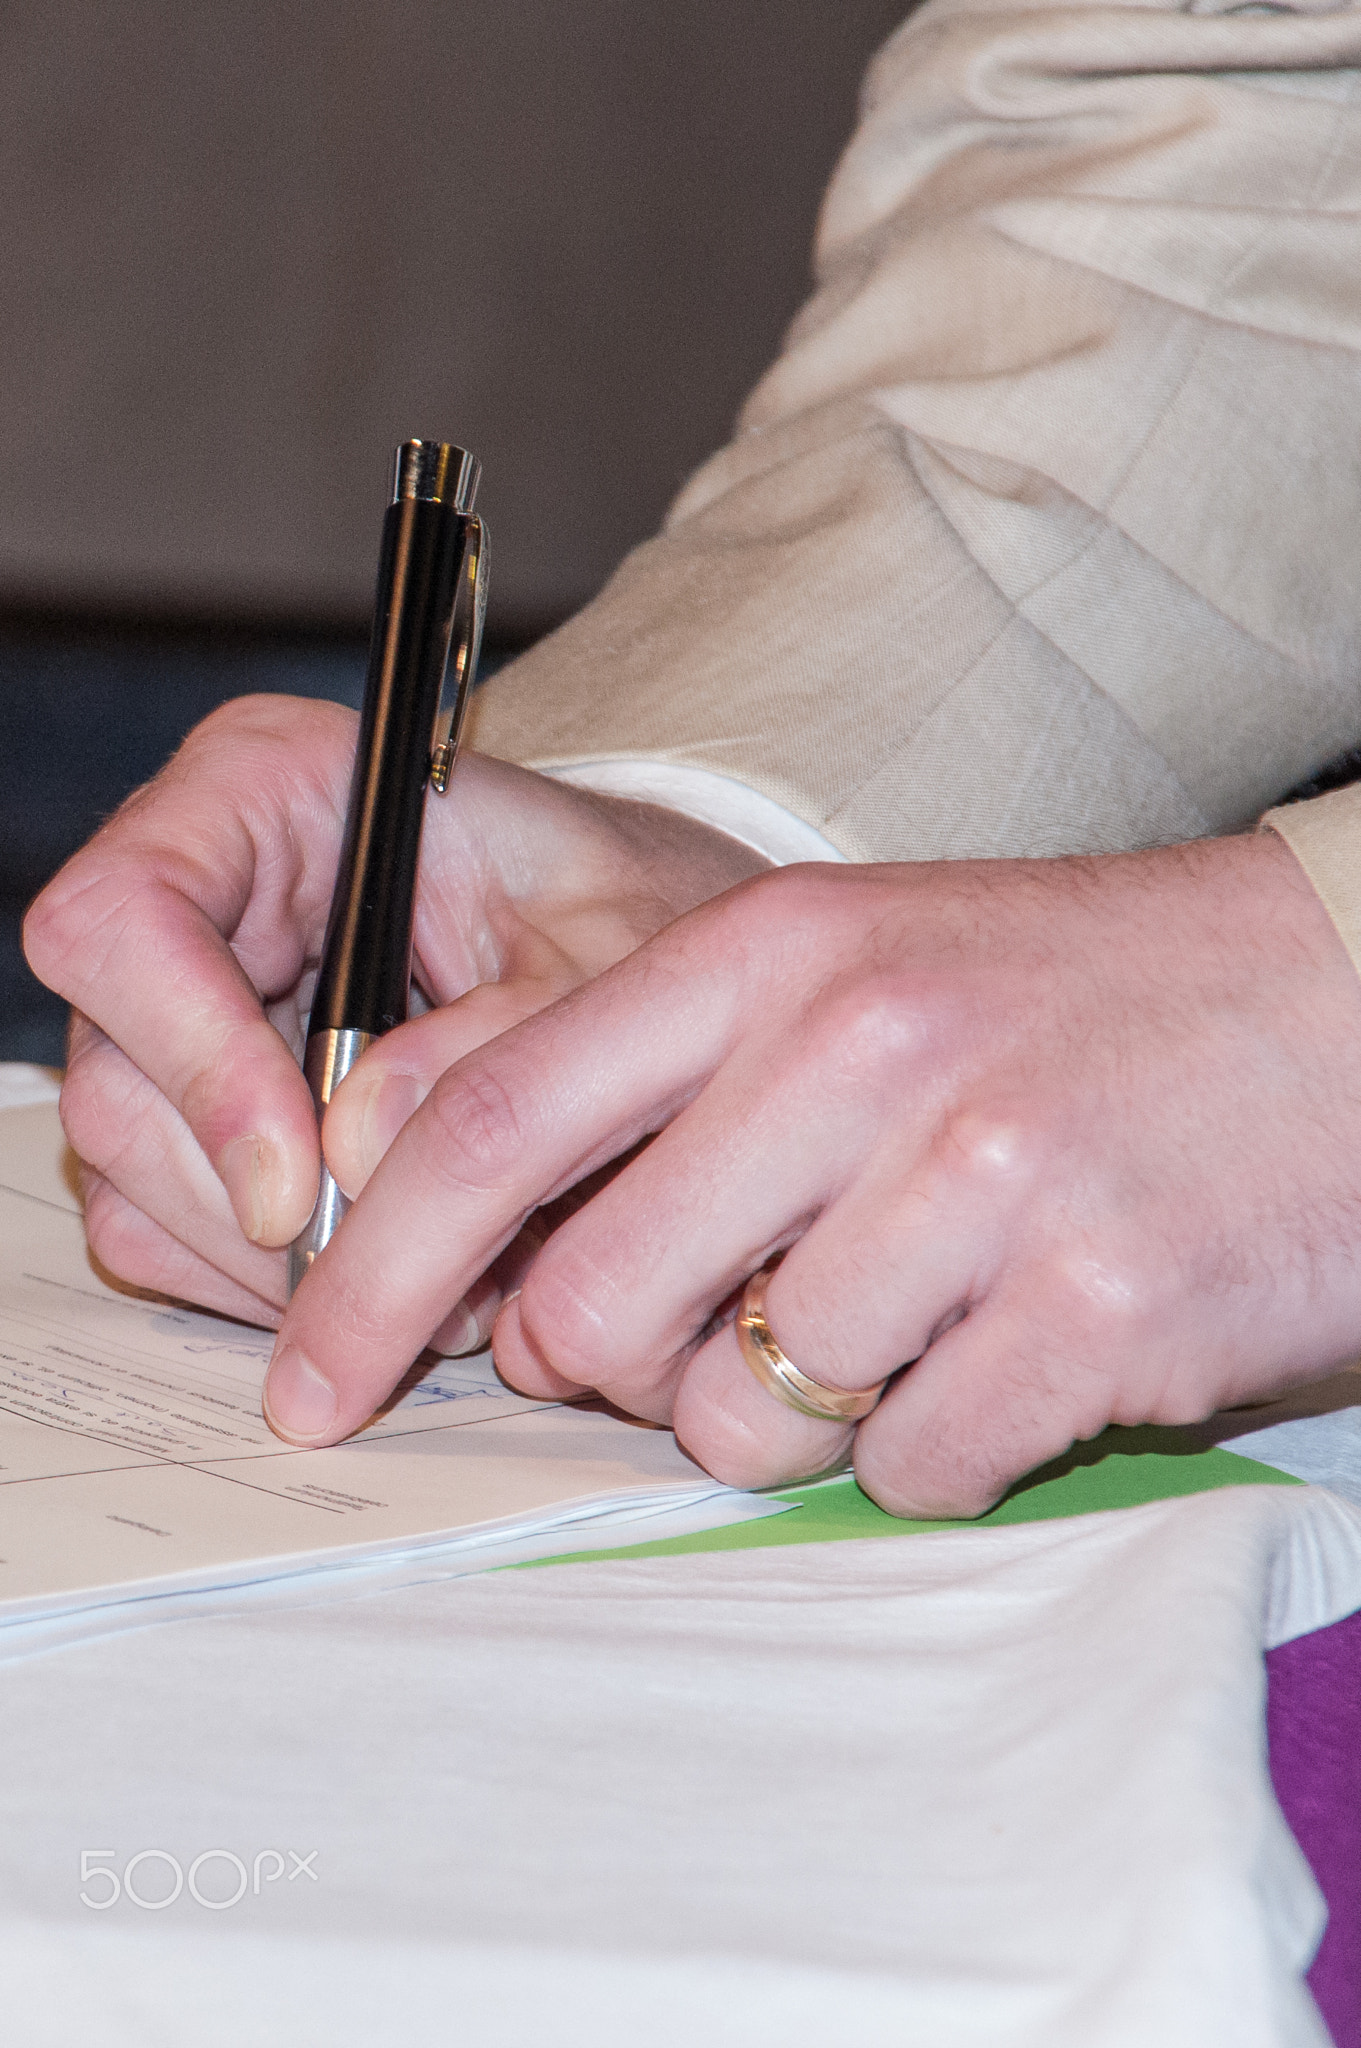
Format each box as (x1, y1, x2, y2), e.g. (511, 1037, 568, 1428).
(0, 1092, 773, 1646)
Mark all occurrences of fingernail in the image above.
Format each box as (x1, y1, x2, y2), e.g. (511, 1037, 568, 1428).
(357, 1071, 420, 1184)
(218, 1135, 267, 1243)
(430, 1298, 485, 1357)
(263, 1346, 338, 1443)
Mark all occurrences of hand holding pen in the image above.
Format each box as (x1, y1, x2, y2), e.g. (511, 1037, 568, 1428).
(24, 449, 766, 1361)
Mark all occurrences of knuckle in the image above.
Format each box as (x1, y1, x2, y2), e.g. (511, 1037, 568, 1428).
(517, 1243, 616, 1386)
(19, 891, 58, 983)
(188, 693, 280, 745)
(516, 1210, 684, 1398)
(1045, 1245, 1158, 1350)
(180, 696, 358, 829)
(22, 868, 98, 994)
(83, 1180, 155, 1291)
(25, 856, 157, 1011)
(822, 979, 922, 1068)
(793, 975, 940, 1098)
(935, 1108, 1048, 1194)
(425, 1064, 529, 1192)
(56, 1076, 99, 1171)
(177, 691, 337, 761)
(698, 861, 841, 957)
(58, 1041, 134, 1177)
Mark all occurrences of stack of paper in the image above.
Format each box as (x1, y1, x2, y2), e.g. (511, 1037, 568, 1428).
(8, 1062, 1360, 1663)
(0, 1082, 779, 1654)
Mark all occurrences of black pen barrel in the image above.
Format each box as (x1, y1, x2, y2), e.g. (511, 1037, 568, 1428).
(288, 439, 481, 1296)
(309, 494, 468, 1038)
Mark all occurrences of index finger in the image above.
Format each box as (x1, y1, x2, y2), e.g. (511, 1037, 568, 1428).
(262, 894, 758, 1444)
(24, 696, 352, 1246)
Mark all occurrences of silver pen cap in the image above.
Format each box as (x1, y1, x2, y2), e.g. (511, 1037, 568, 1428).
(392, 440, 481, 512)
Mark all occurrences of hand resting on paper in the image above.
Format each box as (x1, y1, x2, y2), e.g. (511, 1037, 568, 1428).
(27, 707, 1361, 1519)
(22, 694, 768, 1345)
(264, 829, 1361, 1518)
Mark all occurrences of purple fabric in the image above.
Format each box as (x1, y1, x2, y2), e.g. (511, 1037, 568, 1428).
(1267, 1606, 1361, 2048)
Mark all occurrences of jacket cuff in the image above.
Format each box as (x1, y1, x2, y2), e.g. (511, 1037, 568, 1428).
(1261, 784, 1361, 978)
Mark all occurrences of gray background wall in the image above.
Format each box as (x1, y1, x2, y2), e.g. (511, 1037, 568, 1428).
(0, 2, 911, 1061)
(0, 2, 909, 636)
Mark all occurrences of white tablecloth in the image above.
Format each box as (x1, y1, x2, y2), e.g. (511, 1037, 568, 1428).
(5, 1482, 1361, 2048)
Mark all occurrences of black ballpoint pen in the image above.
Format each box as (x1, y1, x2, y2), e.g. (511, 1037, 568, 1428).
(287, 440, 488, 1294)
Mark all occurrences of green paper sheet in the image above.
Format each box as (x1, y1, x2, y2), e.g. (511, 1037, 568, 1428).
(526, 1425, 1300, 1570)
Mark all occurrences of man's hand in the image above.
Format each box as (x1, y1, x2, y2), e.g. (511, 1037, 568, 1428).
(22, 693, 768, 1339)
(265, 830, 1361, 1516)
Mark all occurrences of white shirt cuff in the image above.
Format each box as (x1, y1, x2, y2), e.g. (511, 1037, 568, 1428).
(537, 759, 846, 868)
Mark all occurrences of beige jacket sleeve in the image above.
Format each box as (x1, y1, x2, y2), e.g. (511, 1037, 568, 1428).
(469, 0, 1361, 865)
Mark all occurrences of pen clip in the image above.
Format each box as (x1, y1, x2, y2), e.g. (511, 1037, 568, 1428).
(430, 514, 488, 795)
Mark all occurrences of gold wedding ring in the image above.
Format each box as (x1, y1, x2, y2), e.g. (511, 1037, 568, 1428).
(735, 1266, 887, 1424)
